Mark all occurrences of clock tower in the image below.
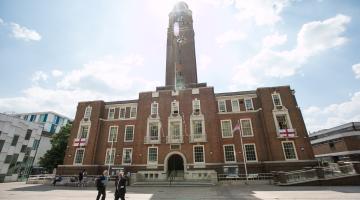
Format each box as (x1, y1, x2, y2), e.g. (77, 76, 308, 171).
(165, 2, 198, 90)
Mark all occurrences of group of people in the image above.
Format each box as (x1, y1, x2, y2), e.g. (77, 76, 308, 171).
(96, 170, 127, 200)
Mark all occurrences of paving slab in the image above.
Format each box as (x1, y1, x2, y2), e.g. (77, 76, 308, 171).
(0, 182, 360, 200)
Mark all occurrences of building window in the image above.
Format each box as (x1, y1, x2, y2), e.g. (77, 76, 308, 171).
(149, 122, 159, 140)
(193, 145, 204, 163)
(231, 99, 240, 112)
(11, 135, 19, 146)
(20, 145, 27, 153)
(39, 114, 48, 123)
(171, 101, 179, 115)
(84, 106, 92, 119)
(0, 140, 5, 152)
(276, 114, 289, 129)
(240, 119, 253, 137)
(30, 114, 36, 122)
(24, 115, 29, 120)
(124, 125, 134, 142)
(151, 102, 158, 116)
(130, 106, 137, 118)
(4, 155, 13, 163)
(193, 99, 201, 114)
(192, 120, 203, 137)
(148, 147, 158, 163)
(74, 148, 85, 165)
(119, 107, 126, 119)
(25, 129, 32, 140)
(221, 120, 233, 138)
(218, 100, 226, 112)
(79, 125, 89, 139)
(105, 148, 115, 165)
(108, 108, 115, 119)
(169, 121, 181, 140)
(108, 126, 118, 142)
(223, 145, 236, 163)
(282, 141, 297, 160)
(122, 148, 132, 165)
(272, 93, 282, 106)
(32, 139, 40, 150)
(244, 98, 254, 111)
(244, 144, 257, 162)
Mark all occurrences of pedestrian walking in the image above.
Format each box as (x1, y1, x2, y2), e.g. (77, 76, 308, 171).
(78, 169, 85, 187)
(114, 171, 126, 200)
(96, 170, 108, 200)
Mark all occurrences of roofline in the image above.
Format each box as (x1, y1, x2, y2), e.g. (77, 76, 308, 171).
(12, 111, 72, 120)
(309, 122, 360, 137)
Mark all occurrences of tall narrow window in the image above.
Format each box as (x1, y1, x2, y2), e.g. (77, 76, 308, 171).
(25, 129, 32, 140)
(84, 106, 92, 119)
(170, 121, 181, 140)
(231, 99, 240, 112)
(122, 148, 132, 165)
(244, 144, 257, 162)
(105, 148, 115, 164)
(79, 125, 89, 139)
(276, 115, 289, 129)
(32, 139, 40, 150)
(124, 125, 134, 142)
(130, 106, 137, 118)
(223, 145, 236, 163)
(241, 119, 253, 137)
(11, 135, 19, 146)
(193, 99, 201, 114)
(282, 141, 297, 160)
(194, 145, 205, 163)
(272, 93, 282, 106)
(148, 147, 158, 163)
(244, 98, 254, 111)
(218, 100, 226, 112)
(171, 101, 179, 115)
(74, 148, 85, 165)
(151, 102, 158, 116)
(119, 108, 126, 119)
(108, 126, 118, 142)
(192, 120, 203, 138)
(108, 108, 115, 119)
(149, 122, 159, 140)
(221, 120, 233, 138)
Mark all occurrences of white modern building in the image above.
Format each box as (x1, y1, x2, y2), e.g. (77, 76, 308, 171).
(13, 111, 71, 134)
(0, 113, 43, 182)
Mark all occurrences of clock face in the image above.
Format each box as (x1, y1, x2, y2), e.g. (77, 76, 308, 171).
(173, 22, 179, 37)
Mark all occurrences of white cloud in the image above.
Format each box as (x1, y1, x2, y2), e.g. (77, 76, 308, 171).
(352, 63, 360, 79)
(0, 18, 4, 25)
(303, 91, 360, 132)
(233, 0, 290, 26)
(231, 14, 351, 89)
(10, 22, 42, 41)
(31, 71, 48, 83)
(262, 32, 287, 49)
(51, 70, 63, 77)
(57, 54, 159, 92)
(216, 29, 247, 47)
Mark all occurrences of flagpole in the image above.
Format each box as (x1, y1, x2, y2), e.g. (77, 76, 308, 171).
(238, 120, 248, 183)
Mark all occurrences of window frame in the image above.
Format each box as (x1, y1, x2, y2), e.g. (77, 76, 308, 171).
(130, 106, 137, 118)
(108, 107, 116, 120)
(105, 148, 116, 165)
(122, 148, 133, 165)
(192, 99, 201, 114)
(221, 120, 233, 138)
(84, 106, 92, 119)
(218, 100, 227, 113)
(147, 147, 158, 165)
(240, 119, 254, 137)
(281, 141, 298, 160)
(272, 93, 282, 107)
(107, 126, 118, 142)
(73, 148, 85, 165)
(151, 102, 159, 116)
(193, 145, 205, 164)
(171, 100, 179, 115)
(244, 98, 254, 111)
(244, 143, 258, 162)
(223, 144, 236, 163)
(231, 99, 240, 112)
(124, 125, 135, 142)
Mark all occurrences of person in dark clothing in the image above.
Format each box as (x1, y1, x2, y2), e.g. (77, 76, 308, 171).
(96, 170, 108, 200)
(78, 169, 86, 187)
(52, 175, 62, 186)
(114, 171, 127, 200)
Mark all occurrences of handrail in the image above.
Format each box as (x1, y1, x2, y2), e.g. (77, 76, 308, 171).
(168, 170, 176, 186)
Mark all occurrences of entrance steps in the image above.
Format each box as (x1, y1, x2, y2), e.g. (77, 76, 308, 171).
(132, 180, 215, 187)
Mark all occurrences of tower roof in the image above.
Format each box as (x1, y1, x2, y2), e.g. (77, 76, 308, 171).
(172, 1, 191, 14)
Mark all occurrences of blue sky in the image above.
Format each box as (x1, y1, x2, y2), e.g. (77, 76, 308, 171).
(0, 0, 359, 132)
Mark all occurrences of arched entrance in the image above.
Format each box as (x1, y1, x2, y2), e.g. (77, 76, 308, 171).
(167, 154, 184, 178)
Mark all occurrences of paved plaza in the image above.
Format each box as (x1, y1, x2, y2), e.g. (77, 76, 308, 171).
(0, 182, 360, 200)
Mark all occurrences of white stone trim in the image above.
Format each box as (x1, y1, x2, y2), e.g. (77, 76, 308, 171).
(216, 94, 257, 101)
(281, 140, 298, 160)
(163, 151, 187, 173)
(314, 150, 360, 158)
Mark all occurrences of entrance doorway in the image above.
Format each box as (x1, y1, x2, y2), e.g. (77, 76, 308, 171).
(167, 154, 184, 178)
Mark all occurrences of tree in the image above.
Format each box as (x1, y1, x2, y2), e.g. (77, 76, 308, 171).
(39, 124, 71, 172)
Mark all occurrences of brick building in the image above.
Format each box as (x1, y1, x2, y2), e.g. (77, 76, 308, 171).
(58, 2, 316, 180)
(310, 122, 360, 162)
